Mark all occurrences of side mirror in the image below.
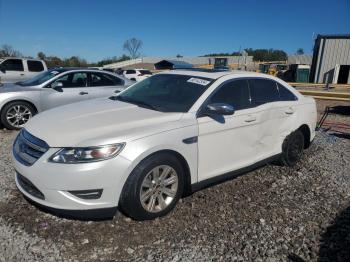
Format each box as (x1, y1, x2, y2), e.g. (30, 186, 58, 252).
(0, 64, 6, 73)
(52, 81, 63, 92)
(204, 103, 235, 116)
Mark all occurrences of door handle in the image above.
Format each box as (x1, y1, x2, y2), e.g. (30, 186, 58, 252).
(285, 108, 294, 115)
(20, 73, 25, 76)
(79, 91, 88, 95)
(244, 116, 256, 123)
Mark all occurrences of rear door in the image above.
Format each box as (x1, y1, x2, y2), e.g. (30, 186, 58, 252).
(248, 78, 284, 157)
(88, 72, 125, 98)
(274, 82, 299, 146)
(40, 72, 90, 110)
(0, 58, 26, 82)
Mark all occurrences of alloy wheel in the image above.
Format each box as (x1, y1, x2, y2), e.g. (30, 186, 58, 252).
(139, 165, 179, 213)
(6, 105, 32, 128)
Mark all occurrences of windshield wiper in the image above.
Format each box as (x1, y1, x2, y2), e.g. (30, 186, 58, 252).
(113, 96, 160, 111)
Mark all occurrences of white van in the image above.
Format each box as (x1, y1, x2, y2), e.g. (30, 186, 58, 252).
(0, 58, 47, 83)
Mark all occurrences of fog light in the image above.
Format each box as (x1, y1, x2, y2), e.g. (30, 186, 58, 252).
(68, 189, 103, 200)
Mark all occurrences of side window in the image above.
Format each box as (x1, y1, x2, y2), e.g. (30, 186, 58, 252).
(277, 83, 297, 101)
(52, 72, 87, 88)
(126, 70, 136, 74)
(90, 73, 123, 86)
(2, 59, 24, 71)
(209, 79, 251, 110)
(27, 60, 44, 72)
(249, 79, 279, 106)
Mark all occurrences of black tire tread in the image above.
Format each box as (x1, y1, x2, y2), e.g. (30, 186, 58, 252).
(280, 129, 305, 167)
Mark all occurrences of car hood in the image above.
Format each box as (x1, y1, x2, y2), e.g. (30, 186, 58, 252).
(25, 98, 185, 147)
(0, 83, 38, 93)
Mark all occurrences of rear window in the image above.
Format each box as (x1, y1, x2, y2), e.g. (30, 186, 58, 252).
(27, 60, 44, 72)
(249, 79, 279, 106)
(139, 70, 152, 75)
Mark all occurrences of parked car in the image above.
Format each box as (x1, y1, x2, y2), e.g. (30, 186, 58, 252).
(123, 68, 152, 81)
(0, 57, 47, 83)
(0, 68, 132, 129)
(12, 69, 317, 220)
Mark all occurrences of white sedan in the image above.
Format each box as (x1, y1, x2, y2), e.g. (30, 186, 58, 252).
(12, 69, 317, 220)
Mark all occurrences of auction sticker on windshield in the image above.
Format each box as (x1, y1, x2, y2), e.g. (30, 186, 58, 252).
(187, 77, 211, 86)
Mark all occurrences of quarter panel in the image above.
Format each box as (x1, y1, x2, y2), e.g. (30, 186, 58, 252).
(119, 122, 198, 184)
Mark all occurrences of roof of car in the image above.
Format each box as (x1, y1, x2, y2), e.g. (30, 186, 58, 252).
(0, 57, 44, 61)
(49, 67, 115, 73)
(159, 69, 268, 80)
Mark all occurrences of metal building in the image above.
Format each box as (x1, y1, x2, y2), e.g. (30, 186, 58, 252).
(154, 60, 193, 70)
(310, 34, 350, 84)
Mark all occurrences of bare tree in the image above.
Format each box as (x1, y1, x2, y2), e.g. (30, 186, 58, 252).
(0, 44, 23, 57)
(123, 38, 143, 59)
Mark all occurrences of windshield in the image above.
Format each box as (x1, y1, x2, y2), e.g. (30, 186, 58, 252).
(17, 69, 65, 86)
(116, 74, 213, 112)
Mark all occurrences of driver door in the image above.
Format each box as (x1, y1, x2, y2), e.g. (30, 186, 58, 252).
(40, 72, 90, 111)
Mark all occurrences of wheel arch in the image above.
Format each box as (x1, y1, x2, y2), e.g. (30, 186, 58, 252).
(1, 99, 38, 115)
(140, 149, 192, 196)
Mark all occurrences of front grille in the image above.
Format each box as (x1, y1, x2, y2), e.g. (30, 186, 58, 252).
(17, 173, 45, 200)
(13, 129, 49, 166)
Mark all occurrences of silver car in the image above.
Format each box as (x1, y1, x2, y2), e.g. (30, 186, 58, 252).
(0, 68, 132, 129)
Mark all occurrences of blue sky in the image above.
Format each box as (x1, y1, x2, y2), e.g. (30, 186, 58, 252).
(0, 0, 349, 62)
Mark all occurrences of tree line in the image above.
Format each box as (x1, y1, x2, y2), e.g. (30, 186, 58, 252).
(0, 38, 143, 68)
(203, 48, 305, 62)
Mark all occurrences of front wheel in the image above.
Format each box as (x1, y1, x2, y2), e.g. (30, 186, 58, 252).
(280, 130, 305, 166)
(119, 153, 184, 220)
(0, 101, 36, 130)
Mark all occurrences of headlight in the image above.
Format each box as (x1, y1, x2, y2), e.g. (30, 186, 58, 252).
(49, 143, 125, 164)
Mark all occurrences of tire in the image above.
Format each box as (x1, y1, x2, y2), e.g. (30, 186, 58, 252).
(119, 152, 184, 221)
(280, 130, 305, 167)
(0, 101, 36, 130)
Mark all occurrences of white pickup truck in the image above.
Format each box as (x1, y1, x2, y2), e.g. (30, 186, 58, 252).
(0, 57, 47, 83)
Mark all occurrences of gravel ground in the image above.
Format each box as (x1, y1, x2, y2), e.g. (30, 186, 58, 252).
(0, 99, 349, 261)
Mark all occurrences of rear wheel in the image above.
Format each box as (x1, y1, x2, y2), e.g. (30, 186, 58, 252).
(119, 153, 184, 220)
(0, 101, 36, 130)
(280, 130, 305, 166)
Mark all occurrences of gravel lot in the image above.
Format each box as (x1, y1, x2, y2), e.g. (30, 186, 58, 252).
(0, 102, 349, 261)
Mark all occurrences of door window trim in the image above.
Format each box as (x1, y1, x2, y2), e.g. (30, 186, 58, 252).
(196, 77, 252, 118)
(88, 72, 125, 87)
(197, 77, 299, 118)
(45, 71, 88, 88)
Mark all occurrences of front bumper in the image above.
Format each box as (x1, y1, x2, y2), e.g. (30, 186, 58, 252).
(13, 147, 133, 218)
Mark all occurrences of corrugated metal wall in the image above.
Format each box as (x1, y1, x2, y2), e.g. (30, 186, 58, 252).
(314, 38, 350, 83)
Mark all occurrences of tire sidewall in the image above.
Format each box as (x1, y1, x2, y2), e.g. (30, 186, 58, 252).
(120, 153, 184, 220)
(282, 130, 304, 166)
